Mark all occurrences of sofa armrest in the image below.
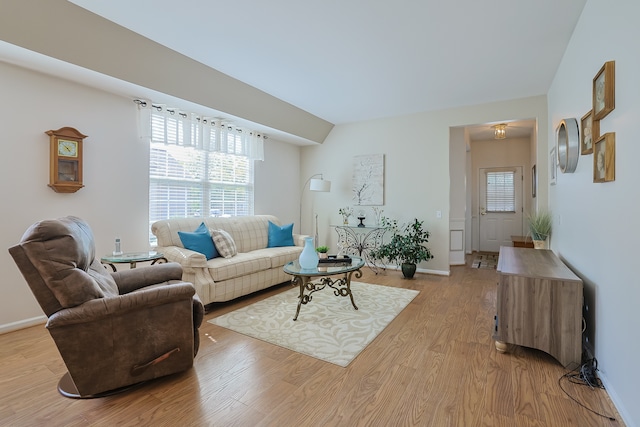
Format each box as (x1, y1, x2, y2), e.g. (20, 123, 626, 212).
(293, 234, 310, 247)
(157, 246, 208, 268)
(111, 262, 184, 294)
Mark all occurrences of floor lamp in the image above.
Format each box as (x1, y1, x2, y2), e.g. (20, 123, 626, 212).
(299, 173, 331, 245)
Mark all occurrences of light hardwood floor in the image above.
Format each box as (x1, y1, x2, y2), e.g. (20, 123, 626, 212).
(0, 257, 624, 426)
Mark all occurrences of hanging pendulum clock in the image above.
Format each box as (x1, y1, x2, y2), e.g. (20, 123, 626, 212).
(45, 127, 87, 193)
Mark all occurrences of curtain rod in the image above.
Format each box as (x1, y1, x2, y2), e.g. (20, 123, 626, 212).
(133, 99, 268, 139)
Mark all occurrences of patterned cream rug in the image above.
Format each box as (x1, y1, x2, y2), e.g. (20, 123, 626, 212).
(208, 282, 419, 367)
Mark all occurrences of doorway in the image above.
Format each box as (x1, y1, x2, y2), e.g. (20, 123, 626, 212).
(479, 166, 523, 252)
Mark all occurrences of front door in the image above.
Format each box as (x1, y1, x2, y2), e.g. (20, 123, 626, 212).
(479, 167, 523, 252)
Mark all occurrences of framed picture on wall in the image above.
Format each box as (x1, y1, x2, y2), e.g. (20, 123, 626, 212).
(549, 147, 557, 185)
(580, 110, 598, 155)
(531, 164, 537, 197)
(593, 132, 615, 183)
(593, 61, 615, 120)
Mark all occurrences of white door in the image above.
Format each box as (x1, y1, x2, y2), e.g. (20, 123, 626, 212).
(479, 167, 523, 252)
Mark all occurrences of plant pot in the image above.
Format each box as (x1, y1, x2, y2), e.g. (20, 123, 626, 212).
(401, 263, 417, 279)
(533, 239, 548, 250)
(318, 253, 328, 259)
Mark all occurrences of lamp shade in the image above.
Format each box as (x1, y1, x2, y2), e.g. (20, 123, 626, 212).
(309, 178, 331, 192)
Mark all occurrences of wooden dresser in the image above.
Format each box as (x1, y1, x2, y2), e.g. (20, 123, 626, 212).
(494, 246, 583, 367)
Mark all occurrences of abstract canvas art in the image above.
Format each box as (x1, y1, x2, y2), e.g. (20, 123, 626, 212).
(352, 154, 384, 205)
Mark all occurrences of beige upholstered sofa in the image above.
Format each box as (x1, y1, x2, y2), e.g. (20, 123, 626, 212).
(151, 215, 304, 305)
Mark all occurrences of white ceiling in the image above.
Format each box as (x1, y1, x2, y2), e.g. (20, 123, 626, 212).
(67, 0, 586, 131)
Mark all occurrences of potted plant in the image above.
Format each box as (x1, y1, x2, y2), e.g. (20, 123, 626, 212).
(315, 245, 329, 259)
(527, 210, 552, 249)
(338, 207, 353, 225)
(371, 218, 434, 279)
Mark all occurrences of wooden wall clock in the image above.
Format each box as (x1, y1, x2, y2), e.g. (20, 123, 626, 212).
(45, 127, 87, 193)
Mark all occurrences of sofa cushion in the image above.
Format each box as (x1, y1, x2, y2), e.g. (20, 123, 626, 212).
(207, 252, 271, 281)
(267, 221, 294, 247)
(178, 222, 218, 260)
(252, 246, 303, 269)
(211, 229, 237, 258)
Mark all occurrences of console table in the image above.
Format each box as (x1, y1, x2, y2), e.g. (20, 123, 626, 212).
(333, 225, 386, 273)
(494, 246, 583, 367)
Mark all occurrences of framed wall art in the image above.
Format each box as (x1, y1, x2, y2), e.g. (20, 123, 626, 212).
(593, 61, 615, 120)
(531, 164, 537, 197)
(352, 154, 384, 205)
(593, 132, 615, 183)
(580, 110, 599, 155)
(549, 147, 557, 185)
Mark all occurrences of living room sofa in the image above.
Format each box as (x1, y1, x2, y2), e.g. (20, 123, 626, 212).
(151, 215, 305, 305)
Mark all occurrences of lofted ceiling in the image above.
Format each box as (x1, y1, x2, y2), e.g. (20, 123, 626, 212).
(67, 0, 586, 130)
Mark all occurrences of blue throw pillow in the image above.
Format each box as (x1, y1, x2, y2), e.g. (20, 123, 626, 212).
(178, 222, 218, 260)
(267, 221, 294, 247)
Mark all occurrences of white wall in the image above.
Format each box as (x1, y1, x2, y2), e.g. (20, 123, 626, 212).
(302, 96, 548, 275)
(547, 0, 639, 424)
(449, 127, 467, 264)
(0, 61, 300, 332)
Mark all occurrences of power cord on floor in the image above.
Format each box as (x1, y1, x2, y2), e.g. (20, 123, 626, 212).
(558, 358, 616, 421)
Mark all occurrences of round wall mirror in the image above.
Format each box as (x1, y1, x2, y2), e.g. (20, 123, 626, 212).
(556, 118, 579, 173)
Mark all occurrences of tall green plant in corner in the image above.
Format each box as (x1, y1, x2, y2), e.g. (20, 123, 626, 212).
(371, 218, 434, 279)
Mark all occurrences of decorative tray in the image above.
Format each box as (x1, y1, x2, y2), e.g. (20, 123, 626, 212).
(318, 255, 351, 264)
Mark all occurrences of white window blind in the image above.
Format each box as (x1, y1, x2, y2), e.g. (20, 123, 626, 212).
(149, 112, 254, 245)
(486, 171, 515, 212)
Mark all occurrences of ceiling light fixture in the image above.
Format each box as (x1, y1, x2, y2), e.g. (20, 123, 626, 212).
(493, 124, 507, 139)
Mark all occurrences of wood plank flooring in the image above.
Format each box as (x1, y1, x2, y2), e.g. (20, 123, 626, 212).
(0, 257, 624, 426)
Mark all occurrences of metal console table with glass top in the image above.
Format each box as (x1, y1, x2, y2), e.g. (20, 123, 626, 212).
(333, 225, 386, 273)
(283, 256, 365, 321)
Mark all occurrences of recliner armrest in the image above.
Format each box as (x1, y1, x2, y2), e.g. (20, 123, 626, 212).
(46, 281, 196, 328)
(111, 262, 184, 294)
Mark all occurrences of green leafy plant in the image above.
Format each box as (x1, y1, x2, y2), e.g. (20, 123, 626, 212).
(528, 210, 552, 241)
(315, 245, 329, 253)
(371, 218, 434, 266)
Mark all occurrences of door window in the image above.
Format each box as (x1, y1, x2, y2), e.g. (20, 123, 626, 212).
(486, 171, 515, 213)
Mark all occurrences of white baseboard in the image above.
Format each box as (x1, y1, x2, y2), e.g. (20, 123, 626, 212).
(383, 265, 450, 277)
(598, 371, 635, 427)
(0, 315, 46, 335)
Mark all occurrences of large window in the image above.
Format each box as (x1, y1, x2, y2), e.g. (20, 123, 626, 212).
(486, 171, 516, 213)
(148, 110, 255, 244)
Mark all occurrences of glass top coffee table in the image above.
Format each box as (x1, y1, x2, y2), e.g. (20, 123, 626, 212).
(100, 251, 167, 272)
(283, 256, 365, 321)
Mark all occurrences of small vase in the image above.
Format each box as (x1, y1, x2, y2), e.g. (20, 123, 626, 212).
(298, 237, 318, 269)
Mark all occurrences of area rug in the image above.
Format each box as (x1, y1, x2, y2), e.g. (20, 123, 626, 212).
(472, 253, 498, 269)
(208, 282, 419, 367)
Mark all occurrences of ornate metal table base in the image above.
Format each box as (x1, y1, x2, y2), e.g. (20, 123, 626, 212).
(292, 269, 362, 321)
(334, 226, 386, 274)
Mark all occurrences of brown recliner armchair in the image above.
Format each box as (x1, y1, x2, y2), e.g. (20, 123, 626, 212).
(8, 216, 204, 398)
